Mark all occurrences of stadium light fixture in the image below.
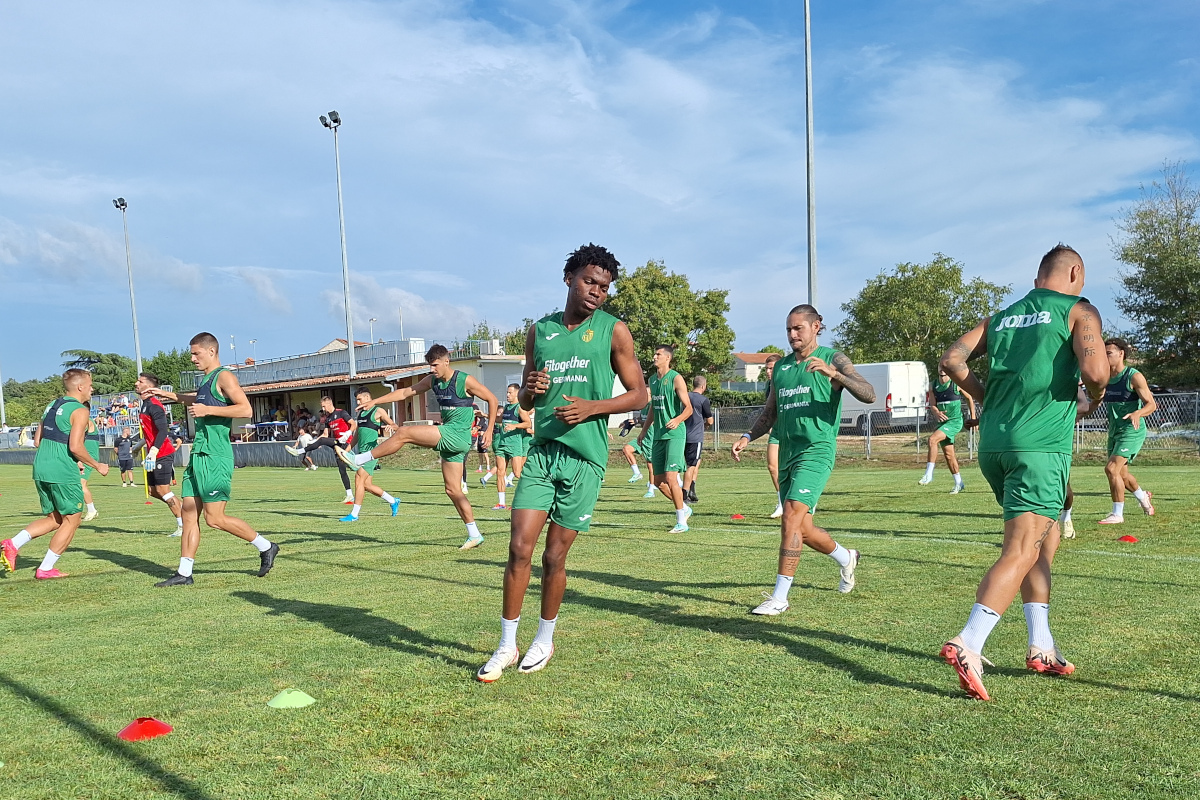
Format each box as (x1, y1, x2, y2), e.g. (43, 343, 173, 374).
(112, 197, 143, 375)
(318, 109, 356, 378)
(369, 318, 377, 343)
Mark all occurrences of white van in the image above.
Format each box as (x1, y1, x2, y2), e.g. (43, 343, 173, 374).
(839, 361, 930, 434)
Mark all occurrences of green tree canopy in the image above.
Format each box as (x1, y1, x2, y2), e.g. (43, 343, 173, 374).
(2, 374, 65, 427)
(1113, 163, 1200, 387)
(757, 344, 786, 355)
(60, 350, 137, 395)
(605, 260, 735, 380)
(833, 254, 1010, 374)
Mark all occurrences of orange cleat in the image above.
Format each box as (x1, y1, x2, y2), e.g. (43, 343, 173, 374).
(1026, 644, 1076, 676)
(941, 637, 992, 701)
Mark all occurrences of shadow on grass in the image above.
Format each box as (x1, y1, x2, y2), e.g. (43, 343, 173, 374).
(0, 673, 217, 800)
(232, 591, 480, 669)
(568, 568, 785, 606)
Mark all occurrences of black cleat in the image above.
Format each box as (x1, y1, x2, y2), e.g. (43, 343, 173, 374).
(155, 572, 194, 587)
(687, 489, 698, 504)
(257, 542, 280, 577)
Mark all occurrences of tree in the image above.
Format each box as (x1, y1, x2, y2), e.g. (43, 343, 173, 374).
(605, 260, 735, 380)
(60, 350, 137, 395)
(833, 254, 1010, 374)
(1113, 163, 1200, 387)
(143, 349, 198, 420)
(757, 344, 786, 355)
(2, 374, 64, 427)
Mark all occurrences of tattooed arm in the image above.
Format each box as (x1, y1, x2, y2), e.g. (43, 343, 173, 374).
(940, 318, 989, 404)
(805, 351, 876, 403)
(1071, 300, 1108, 402)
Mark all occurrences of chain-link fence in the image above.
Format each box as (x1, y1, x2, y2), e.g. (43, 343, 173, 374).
(1075, 392, 1200, 454)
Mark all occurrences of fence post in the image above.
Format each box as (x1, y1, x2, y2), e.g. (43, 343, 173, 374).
(916, 405, 921, 453)
(713, 408, 720, 453)
(865, 411, 872, 458)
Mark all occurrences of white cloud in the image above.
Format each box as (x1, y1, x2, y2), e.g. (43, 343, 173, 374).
(322, 273, 477, 344)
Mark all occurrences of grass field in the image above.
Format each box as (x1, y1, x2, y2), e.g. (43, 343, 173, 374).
(1, 459, 1198, 799)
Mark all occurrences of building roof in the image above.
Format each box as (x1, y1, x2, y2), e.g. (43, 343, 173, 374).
(242, 364, 430, 395)
(317, 338, 372, 353)
(733, 352, 778, 364)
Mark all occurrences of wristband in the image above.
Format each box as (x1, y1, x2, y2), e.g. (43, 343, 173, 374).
(740, 433, 752, 440)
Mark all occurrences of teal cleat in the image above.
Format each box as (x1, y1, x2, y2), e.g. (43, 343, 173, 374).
(339, 514, 358, 522)
(390, 499, 402, 516)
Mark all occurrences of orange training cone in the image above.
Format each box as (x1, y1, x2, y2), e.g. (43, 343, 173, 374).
(117, 717, 173, 741)
(731, 514, 745, 520)
(1117, 535, 1139, 543)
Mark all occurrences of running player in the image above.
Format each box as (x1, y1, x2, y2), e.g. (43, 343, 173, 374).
(286, 396, 355, 504)
(476, 243, 646, 682)
(619, 387, 655, 495)
(938, 244, 1108, 700)
(340, 387, 402, 521)
(135, 372, 185, 535)
(683, 375, 713, 503)
(484, 383, 532, 510)
(147, 332, 279, 587)
(732, 305, 872, 614)
(1098, 338, 1156, 524)
(762, 353, 784, 518)
(2, 369, 109, 579)
(338, 344, 498, 549)
(918, 367, 977, 493)
(637, 345, 693, 532)
(78, 408, 103, 522)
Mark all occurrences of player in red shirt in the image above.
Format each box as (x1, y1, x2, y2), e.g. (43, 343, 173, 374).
(285, 395, 355, 503)
(136, 372, 185, 535)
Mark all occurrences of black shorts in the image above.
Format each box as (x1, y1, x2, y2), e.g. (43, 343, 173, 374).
(147, 454, 176, 487)
(119, 458, 135, 472)
(475, 437, 487, 453)
(684, 442, 703, 467)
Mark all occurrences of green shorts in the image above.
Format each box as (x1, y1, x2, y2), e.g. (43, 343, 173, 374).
(936, 417, 963, 446)
(512, 440, 605, 532)
(778, 443, 834, 512)
(979, 451, 1070, 520)
(356, 439, 379, 474)
(82, 441, 102, 480)
(1108, 430, 1146, 463)
(36, 480, 85, 516)
(435, 424, 472, 464)
(182, 453, 234, 503)
(652, 436, 686, 475)
(631, 436, 653, 461)
(494, 433, 530, 460)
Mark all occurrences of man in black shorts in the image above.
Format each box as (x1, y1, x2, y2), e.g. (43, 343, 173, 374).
(136, 372, 184, 535)
(115, 427, 140, 487)
(683, 375, 713, 503)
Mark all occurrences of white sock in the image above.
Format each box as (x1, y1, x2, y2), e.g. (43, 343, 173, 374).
(500, 616, 519, 650)
(12, 530, 32, 550)
(646, 482, 655, 493)
(497, 491, 506, 506)
(1133, 488, 1150, 504)
(380, 492, 395, 504)
(345, 489, 354, 499)
(176, 516, 184, 528)
(466, 521, 481, 539)
(923, 462, 935, 479)
(249, 535, 272, 553)
(676, 474, 683, 488)
(631, 465, 641, 477)
(953, 472, 963, 487)
(828, 543, 852, 567)
(38, 549, 62, 571)
(350, 504, 362, 517)
(959, 603, 1002, 653)
(86, 502, 97, 513)
(533, 616, 557, 646)
(1112, 501, 1125, 516)
(772, 574, 794, 602)
(676, 508, 688, 526)
(353, 452, 372, 466)
(482, 472, 492, 485)
(178, 556, 194, 577)
(1023, 602, 1054, 650)
(1060, 508, 1072, 523)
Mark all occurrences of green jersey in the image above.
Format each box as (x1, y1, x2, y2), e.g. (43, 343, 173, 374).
(34, 397, 87, 484)
(192, 367, 234, 459)
(932, 379, 963, 421)
(980, 288, 1081, 454)
(497, 403, 530, 440)
(771, 346, 843, 451)
(530, 309, 619, 468)
(650, 369, 685, 441)
(1105, 366, 1145, 435)
(355, 406, 383, 449)
(432, 370, 475, 431)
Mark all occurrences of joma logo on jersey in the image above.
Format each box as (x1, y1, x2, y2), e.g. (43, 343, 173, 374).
(544, 356, 590, 373)
(994, 311, 1052, 331)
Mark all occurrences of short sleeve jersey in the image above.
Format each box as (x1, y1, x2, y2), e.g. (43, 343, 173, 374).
(771, 346, 843, 452)
(34, 397, 87, 484)
(1105, 366, 1144, 435)
(685, 391, 712, 443)
(650, 369, 685, 441)
(192, 367, 234, 459)
(979, 288, 1081, 454)
(529, 309, 619, 468)
(933, 379, 963, 422)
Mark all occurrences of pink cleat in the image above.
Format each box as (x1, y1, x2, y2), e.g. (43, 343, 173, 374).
(1141, 491, 1154, 516)
(1, 539, 17, 574)
(35, 568, 69, 580)
(1097, 513, 1124, 525)
(491, 504, 508, 510)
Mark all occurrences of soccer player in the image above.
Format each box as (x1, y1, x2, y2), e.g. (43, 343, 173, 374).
(637, 345, 694, 532)
(484, 383, 532, 510)
(135, 372, 185, 535)
(115, 426, 139, 486)
(476, 243, 646, 682)
(918, 367, 977, 493)
(2, 369, 109, 579)
(286, 396, 355, 504)
(619, 387, 655, 494)
(683, 375, 714, 503)
(938, 244, 1108, 700)
(762, 353, 784, 518)
(339, 387, 402, 522)
(471, 409, 493, 475)
(1098, 338, 1156, 524)
(732, 305, 872, 615)
(146, 332, 279, 587)
(78, 410, 103, 522)
(338, 344, 498, 549)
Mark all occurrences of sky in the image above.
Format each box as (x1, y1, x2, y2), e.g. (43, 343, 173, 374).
(1, 0, 1197, 381)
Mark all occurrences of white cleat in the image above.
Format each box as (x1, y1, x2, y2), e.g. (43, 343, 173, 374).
(518, 641, 555, 674)
(1060, 517, 1075, 539)
(642, 488, 656, 499)
(751, 594, 790, 616)
(838, 549, 860, 594)
(461, 482, 469, 494)
(476, 646, 520, 683)
(918, 475, 933, 485)
(459, 534, 484, 551)
(627, 473, 643, 483)
(284, 445, 303, 456)
(504, 474, 514, 488)
(1098, 513, 1125, 525)
(169, 529, 182, 537)
(770, 503, 784, 519)
(950, 482, 965, 494)
(82, 509, 99, 522)
(1141, 491, 1155, 516)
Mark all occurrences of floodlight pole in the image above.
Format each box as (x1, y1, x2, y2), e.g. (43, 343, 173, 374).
(321, 111, 356, 379)
(0, 356, 7, 429)
(113, 198, 144, 375)
(803, 0, 817, 308)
